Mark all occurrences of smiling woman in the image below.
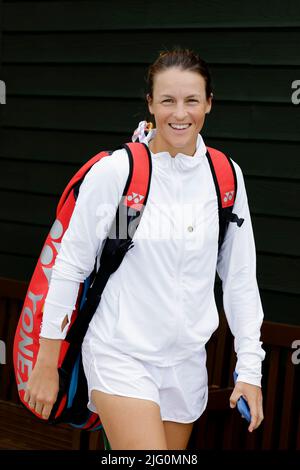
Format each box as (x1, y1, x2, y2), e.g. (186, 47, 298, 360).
(24, 46, 265, 450)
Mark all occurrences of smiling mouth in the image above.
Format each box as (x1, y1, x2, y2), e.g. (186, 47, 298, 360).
(168, 123, 192, 131)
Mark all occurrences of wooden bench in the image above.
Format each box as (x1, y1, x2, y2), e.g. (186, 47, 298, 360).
(188, 313, 300, 450)
(1, 278, 299, 450)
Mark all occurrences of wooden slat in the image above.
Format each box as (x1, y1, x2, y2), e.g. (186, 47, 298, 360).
(1, 63, 148, 99)
(0, 400, 81, 450)
(222, 413, 235, 450)
(218, 256, 299, 296)
(0, 97, 142, 133)
(257, 255, 299, 295)
(1, 129, 300, 181)
(262, 347, 280, 449)
(0, 221, 49, 257)
(205, 413, 218, 450)
(0, 127, 127, 164)
(0, 189, 57, 225)
(3, 1, 300, 31)
(1, 298, 21, 401)
(187, 409, 208, 450)
(3, 30, 300, 66)
(0, 298, 8, 398)
(262, 322, 300, 348)
(245, 430, 257, 450)
(1, 63, 298, 104)
(211, 313, 228, 386)
(279, 354, 295, 449)
(207, 139, 300, 180)
(260, 290, 300, 325)
(227, 343, 236, 388)
(207, 388, 232, 410)
(206, 336, 217, 387)
(210, 101, 300, 142)
(0, 254, 300, 300)
(88, 431, 104, 450)
(0, 277, 27, 299)
(0, 179, 300, 225)
(2, 98, 300, 143)
(0, 253, 37, 282)
(2, 280, 298, 339)
(1, 173, 299, 220)
(246, 178, 300, 218)
(252, 216, 300, 257)
(211, 65, 300, 104)
(1, 251, 300, 297)
(0, 159, 78, 195)
(296, 415, 300, 450)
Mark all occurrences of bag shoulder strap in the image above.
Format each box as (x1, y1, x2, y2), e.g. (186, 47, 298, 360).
(206, 146, 244, 250)
(64, 142, 152, 346)
(99, 141, 152, 247)
(122, 142, 152, 212)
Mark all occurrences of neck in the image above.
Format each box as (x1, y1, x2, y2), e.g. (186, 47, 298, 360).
(148, 139, 196, 158)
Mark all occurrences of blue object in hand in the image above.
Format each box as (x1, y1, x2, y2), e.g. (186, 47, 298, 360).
(233, 371, 251, 423)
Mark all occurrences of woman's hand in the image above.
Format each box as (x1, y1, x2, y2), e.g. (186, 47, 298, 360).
(24, 360, 59, 420)
(23, 337, 62, 420)
(229, 381, 264, 432)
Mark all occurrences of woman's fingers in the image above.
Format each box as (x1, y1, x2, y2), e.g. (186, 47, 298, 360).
(229, 388, 242, 408)
(23, 389, 30, 404)
(24, 390, 36, 409)
(249, 398, 264, 432)
(41, 403, 54, 420)
(25, 396, 54, 420)
(248, 400, 259, 432)
(23, 386, 54, 419)
(246, 394, 264, 432)
(34, 401, 44, 416)
(22, 362, 59, 420)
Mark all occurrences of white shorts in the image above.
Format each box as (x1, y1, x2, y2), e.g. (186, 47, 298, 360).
(81, 335, 208, 424)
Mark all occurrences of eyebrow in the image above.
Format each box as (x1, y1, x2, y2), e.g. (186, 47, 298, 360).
(160, 94, 201, 98)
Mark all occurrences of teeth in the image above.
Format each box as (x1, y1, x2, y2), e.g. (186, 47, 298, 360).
(170, 124, 190, 130)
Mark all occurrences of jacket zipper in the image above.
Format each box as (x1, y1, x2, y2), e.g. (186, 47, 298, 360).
(169, 157, 185, 361)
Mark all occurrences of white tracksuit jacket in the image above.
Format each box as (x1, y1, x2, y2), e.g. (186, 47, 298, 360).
(40, 130, 266, 386)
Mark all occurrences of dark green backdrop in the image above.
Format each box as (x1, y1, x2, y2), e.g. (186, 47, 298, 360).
(0, 1, 299, 324)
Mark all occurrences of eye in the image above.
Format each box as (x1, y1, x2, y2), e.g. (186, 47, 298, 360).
(162, 99, 172, 103)
(188, 99, 198, 102)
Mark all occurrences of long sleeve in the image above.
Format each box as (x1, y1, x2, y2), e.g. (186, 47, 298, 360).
(216, 160, 266, 387)
(40, 149, 129, 339)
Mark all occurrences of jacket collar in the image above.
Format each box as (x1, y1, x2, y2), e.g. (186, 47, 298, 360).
(147, 131, 207, 171)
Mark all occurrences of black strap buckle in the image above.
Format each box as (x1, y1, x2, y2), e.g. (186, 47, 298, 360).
(229, 212, 245, 227)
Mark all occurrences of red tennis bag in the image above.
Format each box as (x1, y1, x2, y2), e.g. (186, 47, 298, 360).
(13, 142, 152, 435)
(13, 138, 243, 436)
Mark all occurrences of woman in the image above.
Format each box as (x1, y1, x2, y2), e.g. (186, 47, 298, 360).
(24, 47, 265, 450)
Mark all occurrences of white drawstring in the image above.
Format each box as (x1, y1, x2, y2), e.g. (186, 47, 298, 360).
(132, 120, 156, 145)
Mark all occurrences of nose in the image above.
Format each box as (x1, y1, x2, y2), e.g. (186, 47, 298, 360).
(173, 103, 188, 121)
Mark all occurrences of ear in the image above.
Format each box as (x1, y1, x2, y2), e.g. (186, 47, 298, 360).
(147, 93, 153, 115)
(205, 93, 213, 114)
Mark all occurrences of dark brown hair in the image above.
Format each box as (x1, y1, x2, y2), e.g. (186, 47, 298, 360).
(146, 46, 213, 102)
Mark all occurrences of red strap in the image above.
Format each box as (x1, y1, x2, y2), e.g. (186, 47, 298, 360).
(122, 142, 151, 211)
(56, 142, 151, 217)
(206, 146, 235, 208)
